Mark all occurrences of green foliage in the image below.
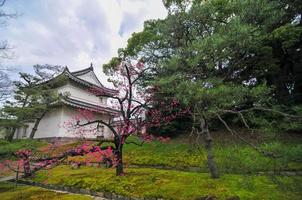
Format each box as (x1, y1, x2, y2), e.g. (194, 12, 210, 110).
(1, 64, 64, 139)
(31, 165, 302, 200)
(107, 0, 302, 133)
(103, 57, 122, 75)
(0, 182, 92, 200)
(270, 24, 302, 49)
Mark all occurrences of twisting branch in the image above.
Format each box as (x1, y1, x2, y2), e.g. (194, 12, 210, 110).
(129, 101, 149, 116)
(232, 107, 302, 119)
(4, 163, 20, 173)
(222, 109, 251, 129)
(131, 66, 152, 85)
(77, 119, 118, 137)
(215, 112, 280, 158)
(237, 111, 251, 129)
(0, 0, 6, 7)
(125, 140, 145, 146)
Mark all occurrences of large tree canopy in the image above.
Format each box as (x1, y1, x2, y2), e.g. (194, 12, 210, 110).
(104, 0, 302, 178)
(2, 64, 64, 141)
(109, 0, 302, 129)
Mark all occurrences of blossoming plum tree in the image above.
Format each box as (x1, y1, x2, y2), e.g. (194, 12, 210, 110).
(63, 60, 187, 176)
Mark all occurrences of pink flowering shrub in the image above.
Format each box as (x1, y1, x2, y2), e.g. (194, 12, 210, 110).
(61, 61, 188, 176)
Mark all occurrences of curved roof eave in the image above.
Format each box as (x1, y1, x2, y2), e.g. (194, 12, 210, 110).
(70, 64, 105, 88)
(59, 97, 120, 116)
(40, 66, 118, 96)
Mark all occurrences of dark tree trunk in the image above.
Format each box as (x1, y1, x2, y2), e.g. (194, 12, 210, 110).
(270, 35, 302, 104)
(29, 111, 47, 139)
(7, 95, 30, 142)
(200, 117, 219, 179)
(7, 128, 15, 142)
(204, 129, 219, 179)
(115, 142, 124, 176)
(23, 158, 31, 177)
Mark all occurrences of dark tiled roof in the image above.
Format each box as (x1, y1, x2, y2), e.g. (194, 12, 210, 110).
(61, 97, 119, 116)
(35, 66, 116, 96)
(62, 67, 117, 96)
(70, 65, 94, 76)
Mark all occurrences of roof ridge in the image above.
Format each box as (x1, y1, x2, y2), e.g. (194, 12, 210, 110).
(37, 65, 118, 96)
(70, 64, 106, 87)
(64, 70, 117, 94)
(70, 65, 93, 76)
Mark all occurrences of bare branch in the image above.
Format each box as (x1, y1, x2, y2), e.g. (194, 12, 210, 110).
(125, 140, 144, 146)
(0, 0, 6, 7)
(131, 66, 151, 85)
(4, 162, 23, 173)
(215, 112, 280, 158)
(228, 107, 302, 119)
(219, 109, 252, 130)
(77, 119, 118, 137)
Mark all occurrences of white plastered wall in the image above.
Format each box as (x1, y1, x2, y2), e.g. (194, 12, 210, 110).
(32, 108, 64, 138)
(14, 106, 114, 139)
(56, 83, 107, 106)
(59, 107, 114, 139)
(76, 71, 102, 87)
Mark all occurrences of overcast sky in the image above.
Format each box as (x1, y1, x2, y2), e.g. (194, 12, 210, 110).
(1, 0, 167, 86)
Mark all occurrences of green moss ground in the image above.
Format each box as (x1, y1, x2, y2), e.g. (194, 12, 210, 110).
(30, 165, 302, 200)
(0, 139, 47, 160)
(0, 181, 92, 200)
(123, 138, 302, 173)
(68, 137, 302, 173)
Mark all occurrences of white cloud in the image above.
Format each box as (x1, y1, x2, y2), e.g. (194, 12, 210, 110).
(1, 0, 167, 86)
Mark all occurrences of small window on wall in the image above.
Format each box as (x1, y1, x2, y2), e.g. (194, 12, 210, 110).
(100, 126, 105, 134)
(97, 125, 105, 135)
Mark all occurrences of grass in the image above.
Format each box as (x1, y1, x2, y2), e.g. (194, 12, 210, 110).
(0, 139, 47, 160)
(68, 136, 302, 174)
(29, 165, 302, 200)
(2, 135, 301, 199)
(0, 139, 48, 177)
(0, 181, 92, 200)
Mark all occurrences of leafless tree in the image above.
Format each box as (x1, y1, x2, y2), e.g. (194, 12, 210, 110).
(0, 0, 17, 102)
(0, 67, 13, 102)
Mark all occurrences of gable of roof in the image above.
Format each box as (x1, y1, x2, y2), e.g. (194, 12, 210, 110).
(71, 66, 104, 87)
(49, 66, 117, 96)
(70, 64, 94, 76)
